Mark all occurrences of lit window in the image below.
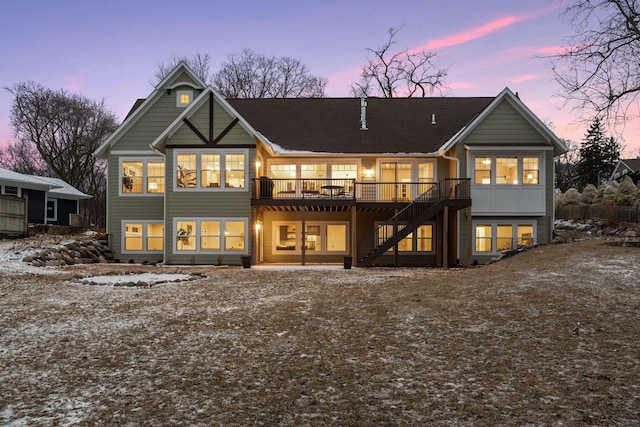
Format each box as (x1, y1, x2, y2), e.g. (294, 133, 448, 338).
(224, 221, 245, 251)
(201, 221, 221, 250)
(517, 225, 534, 246)
(523, 157, 539, 184)
(416, 225, 433, 252)
(177, 154, 197, 188)
(475, 225, 492, 252)
(497, 225, 513, 251)
(175, 218, 247, 253)
(327, 225, 347, 251)
(122, 160, 165, 194)
(274, 222, 348, 254)
(475, 157, 492, 184)
(176, 221, 196, 251)
(123, 221, 164, 252)
(177, 90, 193, 107)
(225, 154, 245, 188)
(496, 157, 518, 184)
(176, 150, 247, 190)
(201, 154, 221, 188)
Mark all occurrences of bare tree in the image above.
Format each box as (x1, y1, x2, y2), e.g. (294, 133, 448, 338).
(5, 81, 118, 226)
(212, 48, 327, 98)
(352, 27, 448, 98)
(554, 138, 581, 191)
(552, 0, 640, 122)
(0, 138, 51, 176)
(150, 53, 212, 87)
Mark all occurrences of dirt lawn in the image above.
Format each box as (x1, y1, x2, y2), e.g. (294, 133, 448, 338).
(1, 239, 639, 426)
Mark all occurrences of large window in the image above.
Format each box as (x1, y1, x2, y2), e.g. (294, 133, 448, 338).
(121, 159, 165, 194)
(473, 154, 541, 186)
(273, 221, 348, 254)
(175, 218, 247, 253)
(175, 150, 247, 190)
(474, 222, 536, 254)
(123, 221, 165, 252)
(376, 223, 434, 253)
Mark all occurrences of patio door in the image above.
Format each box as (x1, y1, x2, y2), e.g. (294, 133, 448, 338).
(381, 162, 412, 201)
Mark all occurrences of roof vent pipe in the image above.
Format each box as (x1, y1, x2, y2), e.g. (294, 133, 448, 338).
(431, 113, 436, 125)
(360, 97, 368, 130)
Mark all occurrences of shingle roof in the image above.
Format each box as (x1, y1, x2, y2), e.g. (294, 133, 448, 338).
(621, 158, 640, 172)
(32, 176, 91, 199)
(227, 97, 494, 154)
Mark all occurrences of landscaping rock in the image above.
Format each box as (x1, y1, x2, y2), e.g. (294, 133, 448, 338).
(23, 238, 115, 267)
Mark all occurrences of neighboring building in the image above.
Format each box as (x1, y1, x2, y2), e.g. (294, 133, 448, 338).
(0, 168, 91, 226)
(609, 158, 640, 184)
(94, 62, 568, 266)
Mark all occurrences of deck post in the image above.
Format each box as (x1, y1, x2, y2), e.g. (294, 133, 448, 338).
(443, 206, 449, 267)
(301, 206, 306, 265)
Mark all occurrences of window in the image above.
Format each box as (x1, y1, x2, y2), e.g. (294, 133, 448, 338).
(273, 221, 348, 254)
(416, 225, 433, 252)
(496, 157, 518, 184)
(123, 221, 164, 252)
(418, 162, 436, 195)
(474, 157, 492, 184)
(46, 199, 57, 221)
(475, 225, 492, 252)
(496, 225, 513, 251)
(473, 154, 542, 186)
(376, 222, 434, 253)
(3, 186, 19, 196)
(121, 159, 165, 194)
(523, 157, 539, 184)
(174, 150, 248, 190)
(177, 90, 193, 107)
(474, 223, 536, 254)
(175, 218, 247, 253)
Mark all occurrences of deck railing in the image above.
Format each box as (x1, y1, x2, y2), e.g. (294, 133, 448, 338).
(251, 178, 468, 202)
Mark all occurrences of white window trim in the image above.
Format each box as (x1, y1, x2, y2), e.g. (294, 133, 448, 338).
(119, 157, 165, 196)
(267, 159, 362, 179)
(272, 221, 350, 255)
(374, 221, 435, 253)
(176, 90, 193, 107)
(121, 220, 165, 253)
(173, 217, 248, 255)
(2, 185, 20, 196)
(375, 158, 438, 183)
(173, 149, 249, 192)
(472, 220, 537, 255)
(46, 198, 58, 221)
(469, 151, 544, 187)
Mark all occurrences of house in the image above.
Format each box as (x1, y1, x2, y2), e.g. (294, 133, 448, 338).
(609, 158, 640, 184)
(0, 167, 91, 226)
(94, 62, 567, 266)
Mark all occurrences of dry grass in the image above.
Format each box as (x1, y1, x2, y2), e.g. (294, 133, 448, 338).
(1, 240, 639, 426)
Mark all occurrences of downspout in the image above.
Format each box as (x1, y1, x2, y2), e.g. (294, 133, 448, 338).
(439, 147, 462, 266)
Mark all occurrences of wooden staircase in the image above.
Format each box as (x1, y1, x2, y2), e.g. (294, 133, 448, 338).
(356, 179, 470, 267)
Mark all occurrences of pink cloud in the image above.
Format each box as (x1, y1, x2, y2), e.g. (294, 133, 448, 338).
(447, 81, 476, 90)
(509, 74, 539, 84)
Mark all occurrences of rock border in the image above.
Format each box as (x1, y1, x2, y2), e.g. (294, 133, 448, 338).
(68, 271, 207, 288)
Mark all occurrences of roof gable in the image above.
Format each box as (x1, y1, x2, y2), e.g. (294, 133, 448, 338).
(439, 88, 568, 156)
(150, 86, 262, 152)
(94, 62, 206, 158)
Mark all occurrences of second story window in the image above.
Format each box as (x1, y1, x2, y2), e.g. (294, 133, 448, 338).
(473, 154, 541, 186)
(175, 150, 248, 191)
(121, 159, 165, 195)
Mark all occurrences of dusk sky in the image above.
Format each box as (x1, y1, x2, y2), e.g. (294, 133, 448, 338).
(1, 0, 639, 155)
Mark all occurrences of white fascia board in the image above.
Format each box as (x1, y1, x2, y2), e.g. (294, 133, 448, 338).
(94, 62, 207, 159)
(438, 88, 568, 156)
(464, 145, 555, 151)
(150, 86, 270, 152)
